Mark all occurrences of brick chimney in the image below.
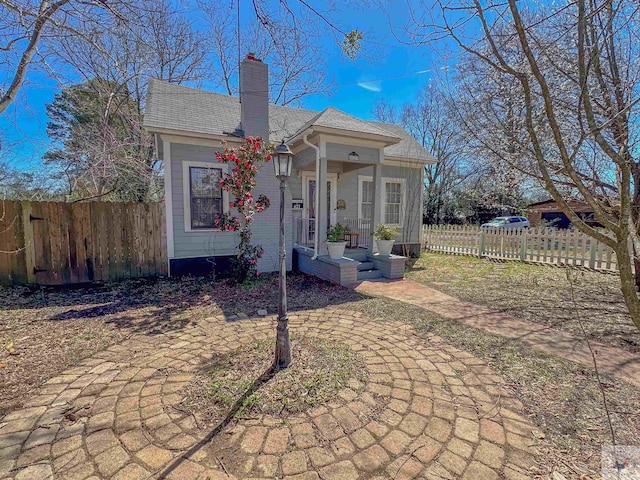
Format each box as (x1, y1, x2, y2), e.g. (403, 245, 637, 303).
(240, 53, 269, 140)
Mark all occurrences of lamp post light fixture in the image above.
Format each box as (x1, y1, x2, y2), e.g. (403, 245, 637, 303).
(273, 140, 294, 369)
(348, 151, 359, 162)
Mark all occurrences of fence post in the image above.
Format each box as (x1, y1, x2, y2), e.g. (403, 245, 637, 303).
(520, 231, 527, 262)
(589, 241, 597, 269)
(423, 225, 428, 250)
(21, 201, 36, 284)
(478, 229, 485, 257)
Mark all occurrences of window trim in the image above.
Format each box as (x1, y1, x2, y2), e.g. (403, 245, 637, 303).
(358, 175, 406, 227)
(300, 171, 339, 225)
(182, 160, 229, 233)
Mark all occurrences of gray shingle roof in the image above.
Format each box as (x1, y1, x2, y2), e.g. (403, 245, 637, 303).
(289, 107, 400, 140)
(144, 79, 242, 136)
(370, 122, 436, 162)
(144, 79, 435, 164)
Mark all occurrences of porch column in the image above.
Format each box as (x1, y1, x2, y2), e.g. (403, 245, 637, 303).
(369, 163, 384, 254)
(318, 156, 329, 255)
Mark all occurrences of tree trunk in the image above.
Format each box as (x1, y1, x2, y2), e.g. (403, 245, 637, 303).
(615, 244, 640, 332)
(632, 242, 640, 290)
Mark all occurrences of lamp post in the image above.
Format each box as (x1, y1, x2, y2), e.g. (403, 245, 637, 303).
(273, 140, 294, 369)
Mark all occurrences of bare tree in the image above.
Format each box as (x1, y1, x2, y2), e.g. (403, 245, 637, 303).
(46, 0, 208, 201)
(373, 85, 469, 224)
(402, 0, 640, 331)
(199, 0, 331, 106)
(0, 0, 149, 116)
(0, 159, 62, 200)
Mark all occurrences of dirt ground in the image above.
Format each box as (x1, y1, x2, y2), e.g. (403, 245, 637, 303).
(407, 252, 640, 353)
(1, 270, 639, 478)
(0, 273, 349, 416)
(352, 295, 640, 478)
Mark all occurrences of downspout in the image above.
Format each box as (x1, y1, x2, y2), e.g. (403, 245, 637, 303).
(303, 132, 320, 259)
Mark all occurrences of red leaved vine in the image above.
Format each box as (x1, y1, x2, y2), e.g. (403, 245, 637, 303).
(214, 137, 273, 282)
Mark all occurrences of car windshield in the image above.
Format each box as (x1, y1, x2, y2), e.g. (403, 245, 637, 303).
(487, 218, 508, 224)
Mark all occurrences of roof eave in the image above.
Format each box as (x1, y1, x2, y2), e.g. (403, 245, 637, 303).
(288, 125, 401, 146)
(143, 125, 243, 143)
(385, 154, 436, 166)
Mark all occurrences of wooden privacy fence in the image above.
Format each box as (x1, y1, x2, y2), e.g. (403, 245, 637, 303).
(423, 225, 620, 271)
(0, 200, 167, 286)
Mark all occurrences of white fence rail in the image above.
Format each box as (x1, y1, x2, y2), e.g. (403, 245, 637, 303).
(422, 225, 620, 271)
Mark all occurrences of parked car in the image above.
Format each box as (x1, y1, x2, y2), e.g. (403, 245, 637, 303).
(481, 216, 530, 229)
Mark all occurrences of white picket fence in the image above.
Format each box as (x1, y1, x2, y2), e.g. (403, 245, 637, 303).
(422, 225, 620, 271)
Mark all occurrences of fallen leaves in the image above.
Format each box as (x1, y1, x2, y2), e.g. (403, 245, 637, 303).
(5, 341, 18, 355)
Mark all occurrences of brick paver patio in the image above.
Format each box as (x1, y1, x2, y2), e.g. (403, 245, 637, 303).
(0, 307, 540, 479)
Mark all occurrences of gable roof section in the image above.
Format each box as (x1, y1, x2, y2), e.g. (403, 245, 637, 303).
(144, 79, 435, 164)
(371, 122, 437, 163)
(145, 79, 242, 137)
(289, 107, 400, 143)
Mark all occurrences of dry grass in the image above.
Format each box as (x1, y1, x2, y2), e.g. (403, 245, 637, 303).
(346, 296, 640, 478)
(1, 270, 639, 477)
(0, 273, 353, 415)
(407, 252, 640, 352)
(182, 336, 366, 426)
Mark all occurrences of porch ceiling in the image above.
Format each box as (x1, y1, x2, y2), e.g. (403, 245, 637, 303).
(294, 161, 373, 174)
(293, 158, 376, 173)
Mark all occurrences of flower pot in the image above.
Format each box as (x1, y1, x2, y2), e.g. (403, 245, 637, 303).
(376, 239, 395, 256)
(327, 241, 347, 260)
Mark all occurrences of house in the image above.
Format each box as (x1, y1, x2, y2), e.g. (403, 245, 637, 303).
(143, 54, 436, 285)
(527, 199, 598, 229)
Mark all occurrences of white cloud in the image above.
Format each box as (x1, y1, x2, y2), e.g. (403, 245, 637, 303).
(357, 81, 382, 92)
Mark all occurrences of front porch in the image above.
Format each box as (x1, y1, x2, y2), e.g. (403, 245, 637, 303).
(282, 110, 419, 285)
(293, 240, 406, 286)
(293, 217, 373, 251)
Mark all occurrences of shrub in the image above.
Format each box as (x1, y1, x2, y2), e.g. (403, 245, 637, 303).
(327, 223, 346, 242)
(374, 223, 400, 240)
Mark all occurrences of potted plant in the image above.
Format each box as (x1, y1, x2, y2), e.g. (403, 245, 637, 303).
(326, 223, 347, 260)
(374, 223, 400, 256)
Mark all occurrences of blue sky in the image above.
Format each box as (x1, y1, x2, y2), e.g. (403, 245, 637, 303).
(0, 0, 438, 171)
(298, 0, 436, 119)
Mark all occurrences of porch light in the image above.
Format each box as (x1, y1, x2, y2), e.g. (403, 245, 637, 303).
(348, 151, 359, 162)
(273, 140, 294, 180)
(273, 140, 294, 370)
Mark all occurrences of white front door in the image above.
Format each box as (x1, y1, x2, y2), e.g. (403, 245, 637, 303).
(301, 172, 338, 226)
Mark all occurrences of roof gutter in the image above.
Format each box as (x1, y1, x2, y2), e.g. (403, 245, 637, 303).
(302, 131, 320, 260)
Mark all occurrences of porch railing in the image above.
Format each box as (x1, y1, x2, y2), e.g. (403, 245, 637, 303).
(343, 217, 372, 249)
(294, 217, 373, 250)
(294, 217, 315, 249)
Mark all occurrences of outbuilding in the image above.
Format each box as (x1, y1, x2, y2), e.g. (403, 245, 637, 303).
(527, 199, 597, 228)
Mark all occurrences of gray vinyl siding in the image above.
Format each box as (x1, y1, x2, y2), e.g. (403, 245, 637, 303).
(292, 146, 316, 169)
(170, 143, 235, 258)
(326, 143, 380, 164)
(290, 157, 344, 223)
(288, 161, 422, 246)
(169, 142, 292, 272)
(336, 165, 423, 245)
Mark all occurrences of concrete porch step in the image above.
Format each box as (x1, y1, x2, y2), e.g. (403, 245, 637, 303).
(357, 269, 383, 280)
(342, 249, 369, 262)
(357, 261, 375, 271)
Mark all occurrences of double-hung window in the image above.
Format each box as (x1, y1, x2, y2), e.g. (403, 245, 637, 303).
(384, 180, 402, 225)
(189, 166, 222, 229)
(183, 162, 228, 231)
(359, 176, 405, 226)
(360, 180, 374, 221)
